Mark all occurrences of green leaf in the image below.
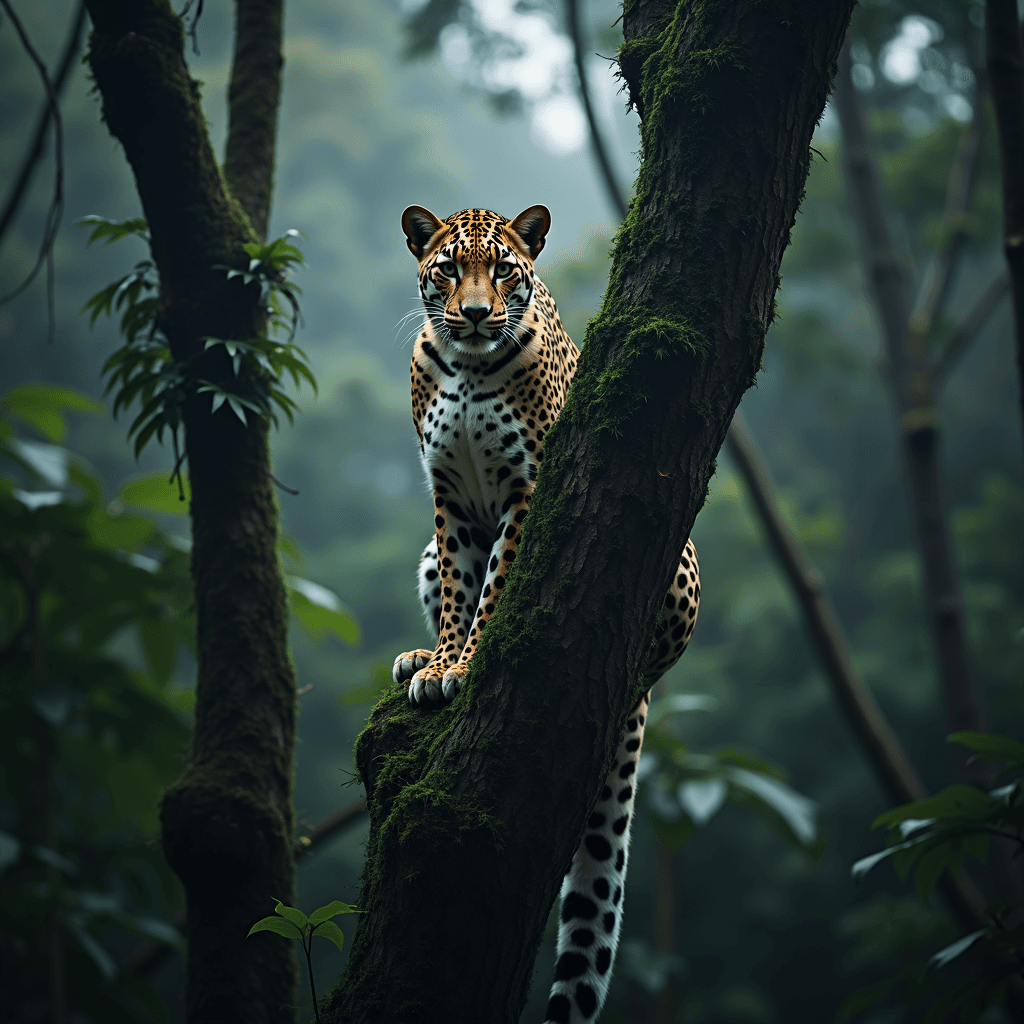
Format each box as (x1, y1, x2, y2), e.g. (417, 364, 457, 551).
(928, 928, 990, 971)
(288, 576, 360, 645)
(2, 384, 102, 442)
(119, 473, 190, 515)
(948, 731, 1024, 767)
(273, 899, 308, 931)
(851, 833, 934, 882)
(76, 214, 149, 245)
(726, 766, 817, 846)
(312, 919, 346, 953)
(873, 786, 996, 829)
(308, 900, 360, 926)
(645, 692, 718, 727)
(247, 916, 303, 941)
(68, 922, 118, 980)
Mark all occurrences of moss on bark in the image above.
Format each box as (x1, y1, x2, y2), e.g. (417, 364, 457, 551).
(326, 3, 855, 1022)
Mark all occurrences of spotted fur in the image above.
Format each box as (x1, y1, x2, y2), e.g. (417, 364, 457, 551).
(393, 206, 700, 1023)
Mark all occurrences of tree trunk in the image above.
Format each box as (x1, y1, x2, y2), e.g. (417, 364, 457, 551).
(84, 3, 298, 1022)
(985, 0, 1024, 457)
(325, 2, 854, 1021)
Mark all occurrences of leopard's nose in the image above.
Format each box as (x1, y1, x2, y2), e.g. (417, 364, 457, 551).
(460, 302, 491, 324)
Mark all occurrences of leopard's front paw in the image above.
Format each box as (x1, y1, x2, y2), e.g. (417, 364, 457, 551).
(408, 662, 447, 705)
(393, 649, 433, 686)
(440, 663, 467, 702)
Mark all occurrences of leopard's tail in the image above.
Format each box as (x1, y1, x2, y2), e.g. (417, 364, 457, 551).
(542, 693, 648, 1024)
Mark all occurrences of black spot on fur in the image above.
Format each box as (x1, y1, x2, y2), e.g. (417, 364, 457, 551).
(584, 834, 613, 861)
(574, 983, 598, 1018)
(619, 761, 635, 779)
(603, 911, 615, 933)
(617, 786, 633, 803)
(544, 995, 571, 1024)
(592, 878, 609, 899)
(554, 952, 589, 980)
(561, 892, 598, 922)
(615, 848, 625, 871)
(571, 928, 594, 947)
(613, 886, 622, 905)
(613, 815, 629, 835)
(587, 812, 605, 829)
(595, 947, 612, 974)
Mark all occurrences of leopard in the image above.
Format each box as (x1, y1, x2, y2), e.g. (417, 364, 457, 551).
(392, 204, 700, 1024)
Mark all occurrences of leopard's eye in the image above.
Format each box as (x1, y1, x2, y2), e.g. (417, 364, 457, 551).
(495, 261, 514, 279)
(438, 261, 458, 278)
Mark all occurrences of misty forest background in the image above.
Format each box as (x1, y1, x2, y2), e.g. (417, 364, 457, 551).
(2, 0, 1023, 1021)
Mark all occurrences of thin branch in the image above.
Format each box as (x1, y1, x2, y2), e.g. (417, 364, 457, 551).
(295, 797, 367, 853)
(0, 1, 84, 252)
(847, 269, 1009, 563)
(985, 0, 1024, 455)
(835, 41, 988, 771)
(932, 269, 1010, 388)
(0, 0, 66, 341)
(727, 413, 928, 806)
(908, 79, 986, 339)
(223, 0, 284, 241)
(566, 0, 628, 221)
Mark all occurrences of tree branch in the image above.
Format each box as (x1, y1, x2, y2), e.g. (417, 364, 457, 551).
(932, 269, 1010, 388)
(908, 78, 986, 339)
(0, 0, 84, 253)
(325, 3, 855, 1020)
(0, 0, 67, 339)
(223, 0, 283, 241)
(985, 0, 1024, 455)
(835, 42, 988, 775)
(566, 0, 628, 222)
(726, 413, 927, 805)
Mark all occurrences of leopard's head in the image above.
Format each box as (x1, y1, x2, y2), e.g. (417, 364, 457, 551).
(401, 205, 550, 355)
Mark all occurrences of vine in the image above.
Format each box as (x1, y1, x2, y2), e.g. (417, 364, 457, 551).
(79, 217, 316, 494)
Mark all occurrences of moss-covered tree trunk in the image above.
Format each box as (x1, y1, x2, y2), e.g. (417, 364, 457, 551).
(325, 2, 854, 1022)
(84, 2, 297, 1022)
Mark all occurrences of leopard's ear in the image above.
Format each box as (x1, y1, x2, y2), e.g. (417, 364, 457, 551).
(507, 205, 551, 260)
(402, 205, 445, 258)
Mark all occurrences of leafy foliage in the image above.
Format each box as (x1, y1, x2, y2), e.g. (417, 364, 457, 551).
(639, 693, 820, 854)
(78, 218, 317, 468)
(0, 384, 192, 1022)
(248, 898, 360, 1022)
(852, 732, 1024, 1022)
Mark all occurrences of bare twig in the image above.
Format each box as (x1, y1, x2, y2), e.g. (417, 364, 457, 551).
(985, 0, 1024, 454)
(566, 0, 628, 222)
(0, 1, 84, 252)
(0, 0, 67, 342)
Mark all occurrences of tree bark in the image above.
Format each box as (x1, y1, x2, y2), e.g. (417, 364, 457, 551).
(835, 43, 988, 776)
(985, 0, 1024, 456)
(324, 3, 854, 1022)
(224, 0, 284, 242)
(84, 3, 298, 1022)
